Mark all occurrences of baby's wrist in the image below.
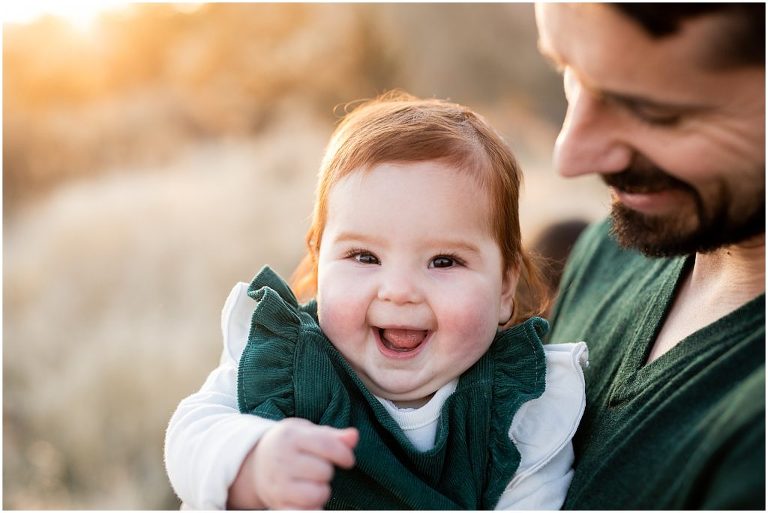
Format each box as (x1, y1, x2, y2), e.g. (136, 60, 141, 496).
(226, 443, 265, 509)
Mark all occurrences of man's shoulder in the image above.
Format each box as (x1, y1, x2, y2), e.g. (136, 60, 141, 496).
(718, 363, 765, 424)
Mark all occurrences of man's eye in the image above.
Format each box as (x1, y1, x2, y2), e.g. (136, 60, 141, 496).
(429, 255, 461, 269)
(636, 111, 682, 127)
(620, 101, 682, 127)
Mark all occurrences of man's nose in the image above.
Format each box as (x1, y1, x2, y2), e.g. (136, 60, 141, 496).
(554, 71, 633, 178)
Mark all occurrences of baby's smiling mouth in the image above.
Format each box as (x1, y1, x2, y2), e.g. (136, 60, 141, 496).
(378, 327, 429, 352)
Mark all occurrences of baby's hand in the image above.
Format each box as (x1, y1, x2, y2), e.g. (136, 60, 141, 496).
(229, 417, 359, 510)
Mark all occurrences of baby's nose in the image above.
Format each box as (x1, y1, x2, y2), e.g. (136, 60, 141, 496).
(376, 270, 423, 305)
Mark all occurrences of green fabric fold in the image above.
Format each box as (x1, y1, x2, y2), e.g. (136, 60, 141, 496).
(237, 265, 547, 510)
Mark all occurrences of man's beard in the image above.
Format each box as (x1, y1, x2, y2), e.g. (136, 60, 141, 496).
(603, 156, 765, 258)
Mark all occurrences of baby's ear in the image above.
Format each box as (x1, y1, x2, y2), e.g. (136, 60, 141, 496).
(499, 265, 520, 325)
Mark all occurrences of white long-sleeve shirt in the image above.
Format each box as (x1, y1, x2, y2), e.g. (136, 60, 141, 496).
(165, 282, 588, 509)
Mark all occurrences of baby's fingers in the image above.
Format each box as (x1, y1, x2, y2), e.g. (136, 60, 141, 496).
(299, 426, 358, 469)
(290, 452, 335, 483)
(282, 481, 332, 510)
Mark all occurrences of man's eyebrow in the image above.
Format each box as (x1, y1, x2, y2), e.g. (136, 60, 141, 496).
(537, 38, 707, 113)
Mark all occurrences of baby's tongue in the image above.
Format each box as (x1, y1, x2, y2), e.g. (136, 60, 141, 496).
(381, 328, 427, 350)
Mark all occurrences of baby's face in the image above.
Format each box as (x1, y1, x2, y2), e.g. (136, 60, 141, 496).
(316, 161, 516, 407)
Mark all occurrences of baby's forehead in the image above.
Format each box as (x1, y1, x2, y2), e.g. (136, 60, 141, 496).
(333, 158, 495, 210)
(340, 156, 494, 189)
(325, 161, 496, 235)
(331, 159, 493, 197)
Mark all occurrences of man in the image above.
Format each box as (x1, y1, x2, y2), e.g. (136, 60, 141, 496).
(535, 3, 765, 509)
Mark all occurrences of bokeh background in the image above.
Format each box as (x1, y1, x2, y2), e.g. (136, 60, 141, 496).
(4, 3, 609, 509)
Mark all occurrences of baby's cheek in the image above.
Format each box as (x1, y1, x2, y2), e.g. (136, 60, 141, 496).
(317, 288, 365, 341)
(441, 299, 499, 348)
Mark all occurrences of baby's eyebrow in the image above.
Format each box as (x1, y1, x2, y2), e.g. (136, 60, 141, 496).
(422, 239, 481, 255)
(332, 232, 384, 246)
(331, 232, 481, 255)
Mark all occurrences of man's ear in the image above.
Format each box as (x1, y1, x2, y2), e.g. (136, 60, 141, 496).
(499, 265, 520, 325)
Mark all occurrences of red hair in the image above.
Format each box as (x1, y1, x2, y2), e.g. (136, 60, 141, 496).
(291, 91, 549, 325)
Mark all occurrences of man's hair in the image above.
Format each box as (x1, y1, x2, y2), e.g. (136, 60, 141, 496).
(612, 3, 765, 67)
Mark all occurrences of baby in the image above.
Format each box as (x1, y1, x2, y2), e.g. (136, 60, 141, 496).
(165, 91, 587, 509)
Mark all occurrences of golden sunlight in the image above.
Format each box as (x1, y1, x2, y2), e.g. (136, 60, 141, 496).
(2, 1, 132, 29)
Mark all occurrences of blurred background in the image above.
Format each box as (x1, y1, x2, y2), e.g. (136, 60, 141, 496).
(4, 3, 609, 509)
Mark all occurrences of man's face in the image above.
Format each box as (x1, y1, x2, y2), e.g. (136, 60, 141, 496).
(535, 4, 765, 256)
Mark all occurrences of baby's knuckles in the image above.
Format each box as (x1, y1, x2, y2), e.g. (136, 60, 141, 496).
(252, 419, 315, 508)
(288, 482, 332, 510)
(252, 418, 352, 509)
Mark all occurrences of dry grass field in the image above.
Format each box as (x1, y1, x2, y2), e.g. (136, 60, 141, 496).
(4, 4, 608, 508)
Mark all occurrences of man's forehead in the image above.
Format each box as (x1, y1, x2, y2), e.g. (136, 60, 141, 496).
(536, 5, 666, 62)
(536, 3, 759, 72)
(534, 3, 751, 104)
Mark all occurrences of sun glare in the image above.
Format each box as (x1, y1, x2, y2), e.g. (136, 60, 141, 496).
(1, 1, 132, 30)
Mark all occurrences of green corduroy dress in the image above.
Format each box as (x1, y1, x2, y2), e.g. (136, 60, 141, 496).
(237, 266, 547, 510)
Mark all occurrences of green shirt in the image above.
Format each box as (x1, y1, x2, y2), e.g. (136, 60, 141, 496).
(548, 219, 765, 509)
(237, 266, 547, 510)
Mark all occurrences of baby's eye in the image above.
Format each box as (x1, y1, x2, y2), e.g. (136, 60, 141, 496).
(429, 255, 461, 269)
(357, 253, 380, 265)
(345, 249, 380, 265)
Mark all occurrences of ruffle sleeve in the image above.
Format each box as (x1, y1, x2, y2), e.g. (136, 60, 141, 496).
(483, 316, 548, 506)
(236, 266, 306, 420)
(220, 281, 254, 364)
(508, 341, 588, 485)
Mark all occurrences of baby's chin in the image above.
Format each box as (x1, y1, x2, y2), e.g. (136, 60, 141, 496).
(387, 392, 437, 409)
(361, 374, 445, 409)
